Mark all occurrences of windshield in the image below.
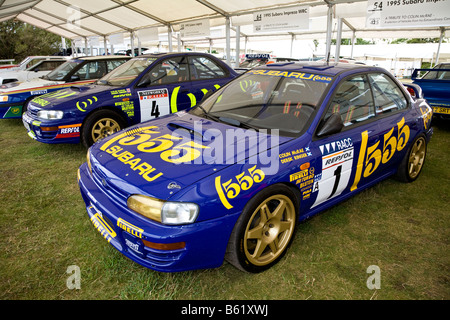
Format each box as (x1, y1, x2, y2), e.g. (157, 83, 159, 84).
(44, 60, 81, 81)
(422, 63, 450, 80)
(97, 57, 156, 86)
(239, 59, 268, 69)
(190, 69, 332, 137)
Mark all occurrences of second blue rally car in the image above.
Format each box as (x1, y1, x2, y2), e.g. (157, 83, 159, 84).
(78, 61, 433, 273)
(22, 52, 238, 147)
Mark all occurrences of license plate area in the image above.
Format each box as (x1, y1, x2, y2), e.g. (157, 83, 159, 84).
(433, 106, 450, 114)
(122, 231, 145, 256)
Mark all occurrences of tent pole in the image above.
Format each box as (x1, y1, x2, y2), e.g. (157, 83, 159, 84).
(168, 25, 173, 52)
(226, 16, 231, 66)
(335, 18, 342, 61)
(235, 25, 240, 68)
(435, 27, 445, 66)
(325, 3, 333, 62)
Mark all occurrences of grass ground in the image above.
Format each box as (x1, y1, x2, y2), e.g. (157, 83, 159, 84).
(0, 117, 448, 300)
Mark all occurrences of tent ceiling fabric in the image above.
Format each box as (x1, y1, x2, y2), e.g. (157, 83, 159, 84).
(0, 0, 447, 42)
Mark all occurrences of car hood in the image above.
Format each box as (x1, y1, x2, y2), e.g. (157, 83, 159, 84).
(31, 83, 116, 109)
(0, 77, 61, 93)
(89, 112, 290, 200)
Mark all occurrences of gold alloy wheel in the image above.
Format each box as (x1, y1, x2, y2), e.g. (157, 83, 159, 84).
(408, 136, 426, 179)
(243, 194, 296, 266)
(91, 117, 121, 143)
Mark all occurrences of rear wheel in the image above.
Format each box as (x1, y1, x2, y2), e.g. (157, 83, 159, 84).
(396, 134, 427, 182)
(226, 184, 298, 273)
(82, 110, 125, 148)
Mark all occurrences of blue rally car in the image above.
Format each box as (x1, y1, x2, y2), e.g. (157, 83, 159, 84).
(77, 61, 433, 273)
(1, 55, 130, 119)
(411, 63, 450, 119)
(22, 52, 238, 146)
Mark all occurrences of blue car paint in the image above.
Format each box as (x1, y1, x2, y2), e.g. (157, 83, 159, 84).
(411, 65, 450, 117)
(78, 62, 433, 272)
(22, 53, 238, 144)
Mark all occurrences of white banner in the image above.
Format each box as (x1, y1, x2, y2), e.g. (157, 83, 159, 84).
(366, 0, 450, 28)
(109, 33, 124, 45)
(137, 28, 159, 42)
(180, 19, 210, 38)
(253, 6, 309, 33)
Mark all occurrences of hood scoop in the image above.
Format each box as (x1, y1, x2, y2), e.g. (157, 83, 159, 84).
(166, 120, 217, 142)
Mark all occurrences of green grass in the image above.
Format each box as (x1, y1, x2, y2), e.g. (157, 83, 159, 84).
(0, 117, 449, 300)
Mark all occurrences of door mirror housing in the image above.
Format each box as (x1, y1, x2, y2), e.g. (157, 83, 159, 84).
(316, 113, 344, 137)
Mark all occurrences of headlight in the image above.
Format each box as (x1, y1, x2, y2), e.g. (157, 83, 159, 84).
(161, 202, 199, 225)
(127, 194, 199, 225)
(0, 95, 8, 102)
(37, 110, 63, 120)
(127, 195, 164, 223)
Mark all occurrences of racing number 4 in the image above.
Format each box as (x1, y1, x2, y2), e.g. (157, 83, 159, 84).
(151, 101, 160, 118)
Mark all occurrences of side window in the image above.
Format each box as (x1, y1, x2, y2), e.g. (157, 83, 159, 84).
(368, 73, 407, 115)
(73, 61, 107, 80)
(325, 75, 375, 127)
(144, 56, 189, 85)
(189, 56, 226, 80)
(106, 59, 127, 72)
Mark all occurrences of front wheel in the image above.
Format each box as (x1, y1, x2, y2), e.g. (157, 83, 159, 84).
(226, 184, 298, 273)
(396, 134, 427, 182)
(82, 110, 125, 148)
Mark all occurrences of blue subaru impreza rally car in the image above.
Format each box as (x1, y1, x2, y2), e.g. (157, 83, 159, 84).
(22, 52, 238, 147)
(78, 61, 433, 273)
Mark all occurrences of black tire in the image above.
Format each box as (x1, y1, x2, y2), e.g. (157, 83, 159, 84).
(395, 134, 427, 183)
(82, 109, 126, 148)
(225, 184, 298, 273)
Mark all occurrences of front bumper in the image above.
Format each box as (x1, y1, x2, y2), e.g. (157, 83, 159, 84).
(77, 162, 239, 272)
(22, 111, 81, 144)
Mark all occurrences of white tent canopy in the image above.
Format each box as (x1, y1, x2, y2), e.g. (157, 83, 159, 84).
(1, 0, 448, 39)
(1, 0, 449, 63)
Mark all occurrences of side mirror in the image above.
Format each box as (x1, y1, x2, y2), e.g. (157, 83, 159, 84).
(316, 113, 344, 137)
(70, 75, 80, 81)
(34, 69, 40, 72)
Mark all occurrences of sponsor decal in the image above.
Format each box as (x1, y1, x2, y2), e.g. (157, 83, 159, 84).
(138, 88, 170, 121)
(279, 147, 311, 164)
(247, 69, 333, 83)
(90, 211, 116, 243)
(351, 117, 410, 191)
(312, 138, 354, 208)
(117, 218, 143, 239)
(215, 165, 265, 209)
(55, 124, 81, 139)
(76, 96, 98, 112)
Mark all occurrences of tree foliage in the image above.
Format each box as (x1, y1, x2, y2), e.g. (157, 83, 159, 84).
(0, 20, 64, 63)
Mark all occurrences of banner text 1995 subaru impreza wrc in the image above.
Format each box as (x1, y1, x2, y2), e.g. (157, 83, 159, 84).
(1, 55, 130, 119)
(77, 61, 433, 273)
(22, 52, 238, 147)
